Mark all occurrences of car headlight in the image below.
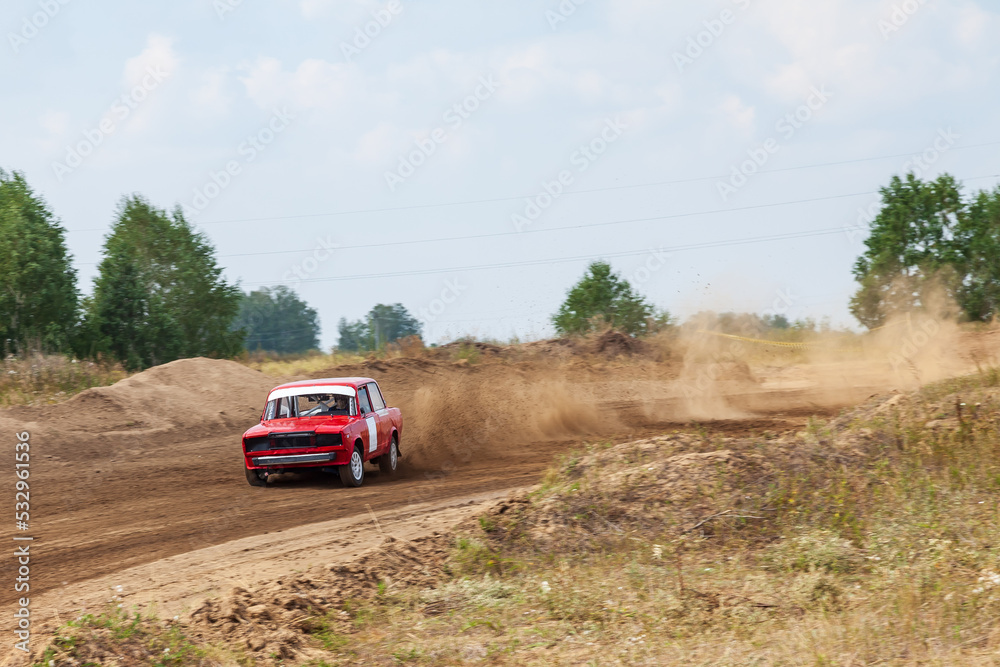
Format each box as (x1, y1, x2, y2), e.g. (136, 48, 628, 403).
(315, 433, 343, 447)
(244, 437, 270, 452)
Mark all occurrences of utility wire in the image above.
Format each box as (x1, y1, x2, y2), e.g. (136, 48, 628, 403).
(73, 187, 876, 266)
(71, 173, 1000, 268)
(63, 140, 1000, 233)
(195, 139, 1000, 226)
(206, 171, 1000, 260)
(242, 225, 848, 287)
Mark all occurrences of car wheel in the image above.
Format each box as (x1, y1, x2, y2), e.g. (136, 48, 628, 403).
(245, 464, 266, 487)
(379, 436, 399, 475)
(339, 444, 365, 487)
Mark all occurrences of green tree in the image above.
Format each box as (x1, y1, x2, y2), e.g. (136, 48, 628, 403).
(849, 174, 964, 328)
(336, 317, 370, 352)
(0, 170, 79, 352)
(367, 303, 421, 348)
(951, 186, 1000, 321)
(553, 261, 655, 336)
(762, 314, 790, 329)
(89, 250, 181, 369)
(235, 286, 320, 354)
(84, 195, 243, 369)
(336, 303, 422, 352)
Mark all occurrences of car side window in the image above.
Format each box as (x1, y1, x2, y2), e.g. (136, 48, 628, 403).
(358, 387, 373, 414)
(277, 397, 292, 418)
(368, 383, 386, 410)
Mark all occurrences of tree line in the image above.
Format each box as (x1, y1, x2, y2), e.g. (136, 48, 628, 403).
(556, 173, 1000, 336)
(0, 170, 424, 369)
(5, 167, 997, 370)
(851, 173, 1000, 327)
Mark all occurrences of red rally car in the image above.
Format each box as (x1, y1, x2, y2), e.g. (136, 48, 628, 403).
(242, 377, 402, 488)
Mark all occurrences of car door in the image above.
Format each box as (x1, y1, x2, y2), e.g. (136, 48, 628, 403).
(367, 382, 389, 452)
(357, 386, 378, 456)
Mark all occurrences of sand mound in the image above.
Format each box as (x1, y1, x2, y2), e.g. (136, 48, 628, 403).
(593, 329, 645, 357)
(2, 358, 274, 461)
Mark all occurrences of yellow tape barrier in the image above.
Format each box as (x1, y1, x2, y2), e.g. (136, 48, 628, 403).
(698, 318, 911, 349)
(695, 330, 821, 348)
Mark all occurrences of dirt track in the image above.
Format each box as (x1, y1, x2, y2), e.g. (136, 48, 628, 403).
(3, 326, 998, 656)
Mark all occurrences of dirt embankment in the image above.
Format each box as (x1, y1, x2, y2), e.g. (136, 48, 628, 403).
(2, 324, 999, 655)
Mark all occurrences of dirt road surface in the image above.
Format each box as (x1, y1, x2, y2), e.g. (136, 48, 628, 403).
(3, 327, 997, 660)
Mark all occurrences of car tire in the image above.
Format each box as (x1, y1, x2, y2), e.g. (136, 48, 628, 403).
(339, 444, 365, 487)
(245, 464, 266, 487)
(379, 436, 399, 475)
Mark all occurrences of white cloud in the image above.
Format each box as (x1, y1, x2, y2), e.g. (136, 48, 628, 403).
(192, 66, 232, 116)
(39, 110, 69, 136)
(123, 34, 178, 89)
(718, 95, 756, 136)
(238, 56, 362, 112)
(352, 121, 403, 164)
(953, 4, 989, 46)
(299, 0, 368, 21)
(37, 110, 69, 152)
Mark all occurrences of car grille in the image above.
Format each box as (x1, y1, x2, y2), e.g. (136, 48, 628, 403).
(245, 432, 343, 453)
(269, 432, 313, 449)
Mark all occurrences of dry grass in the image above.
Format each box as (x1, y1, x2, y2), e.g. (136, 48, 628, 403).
(32, 605, 236, 667)
(240, 349, 368, 378)
(0, 353, 127, 406)
(31, 366, 1000, 665)
(291, 368, 1000, 665)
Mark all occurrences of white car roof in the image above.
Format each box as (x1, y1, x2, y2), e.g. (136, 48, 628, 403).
(267, 385, 355, 401)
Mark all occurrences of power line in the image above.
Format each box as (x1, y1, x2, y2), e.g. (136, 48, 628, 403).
(243, 225, 849, 287)
(62, 140, 1000, 233)
(161, 172, 1000, 261)
(190, 139, 1000, 225)
(71, 173, 1000, 268)
(72, 188, 874, 267)
(218, 190, 871, 260)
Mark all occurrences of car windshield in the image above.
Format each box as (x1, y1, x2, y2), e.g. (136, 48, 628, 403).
(296, 393, 353, 417)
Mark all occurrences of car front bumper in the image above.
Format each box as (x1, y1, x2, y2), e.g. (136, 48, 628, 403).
(244, 446, 351, 470)
(251, 452, 338, 466)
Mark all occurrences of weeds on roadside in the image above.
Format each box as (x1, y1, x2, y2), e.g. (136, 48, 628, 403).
(33, 606, 213, 667)
(306, 369, 1000, 664)
(0, 353, 126, 406)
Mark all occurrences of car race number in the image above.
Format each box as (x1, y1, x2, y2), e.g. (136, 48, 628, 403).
(365, 416, 377, 452)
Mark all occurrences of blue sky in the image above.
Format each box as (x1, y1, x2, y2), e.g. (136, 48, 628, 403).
(2, 0, 998, 347)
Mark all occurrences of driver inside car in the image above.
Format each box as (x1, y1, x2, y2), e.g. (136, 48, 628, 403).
(329, 395, 350, 414)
